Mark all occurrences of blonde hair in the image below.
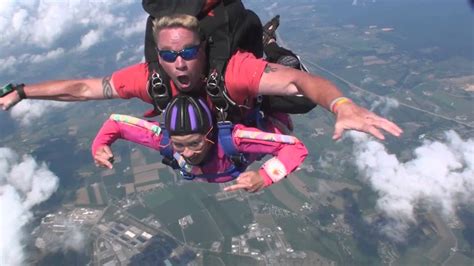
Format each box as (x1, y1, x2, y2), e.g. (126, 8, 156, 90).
(152, 14, 202, 44)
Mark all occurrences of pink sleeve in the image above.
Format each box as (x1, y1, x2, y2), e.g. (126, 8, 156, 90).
(232, 124, 308, 183)
(224, 50, 267, 105)
(111, 63, 153, 103)
(91, 118, 163, 156)
(259, 169, 274, 188)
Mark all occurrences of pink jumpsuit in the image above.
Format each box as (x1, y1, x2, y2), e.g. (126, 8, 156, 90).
(92, 115, 308, 187)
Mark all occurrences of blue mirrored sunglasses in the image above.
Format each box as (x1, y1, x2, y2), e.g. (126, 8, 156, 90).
(157, 45, 200, 63)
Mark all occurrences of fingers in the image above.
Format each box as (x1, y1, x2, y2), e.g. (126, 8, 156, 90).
(224, 183, 249, 192)
(224, 183, 260, 193)
(0, 92, 20, 111)
(365, 116, 403, 140)
(366, 125, 385, 140)
(1, 99, 12, 111)
(94, 155, 113, 169)
(332, 123, 344, 140)
(334, 106, 403, 140)
(101, 145, 114, 158)
(223, 171, 264, 193)
(376, 118, 403, 137)
(94, 146, 114, 169)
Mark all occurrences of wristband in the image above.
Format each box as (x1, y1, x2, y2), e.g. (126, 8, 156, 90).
(15, 84, 27, 100)
(258, 168, 274, 187)
(261, 157, 288, 183)
(330, 97, 351, 113)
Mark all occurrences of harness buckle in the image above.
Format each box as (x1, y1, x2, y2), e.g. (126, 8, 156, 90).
(216, 107, 228, 121)
(150, 72, 169, 113)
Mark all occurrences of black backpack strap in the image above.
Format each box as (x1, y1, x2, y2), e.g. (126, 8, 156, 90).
(144, 15, 157, 64)
(261, 95, 317, 114)
(201, 1, 234, 122)
(205, 67, 240, 122)
(147, 61, 172, 115)
(142, 0, 205, 19)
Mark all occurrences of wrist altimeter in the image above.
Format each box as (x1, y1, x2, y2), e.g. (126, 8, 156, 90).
(0, 83, 15, 97)
(0, 83, 26, 99)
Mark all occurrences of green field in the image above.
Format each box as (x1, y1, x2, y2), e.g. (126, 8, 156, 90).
(157, 168, 176, 184)
(211, 253, 261, 266)
(275, 216, 343, 262)
(166, 222, 185, 243)
(184, 210, 223, 248)
(142, 188, 174, 210)
(252, 190, 288, 210)
(281, 179, 309, 203)
(127, 204, 150, 220)
(202, 253, 225, 266)
(148, 193, 204, 225)
(202, 197, 253, 238)
(104, 185, 125, 200)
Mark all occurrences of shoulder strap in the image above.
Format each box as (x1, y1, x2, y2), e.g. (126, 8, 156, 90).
(217, 121, 249, 168)
(147, 61, 172, 115)
(159, 126, 180, 169)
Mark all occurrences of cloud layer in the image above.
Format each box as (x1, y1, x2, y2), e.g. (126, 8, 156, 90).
(0, 147, 60, 266)
(0, 0, 147, 124)
(0, 0, 145, 73)
(10, 100, 69, 126)
(351, 130, 474, 241)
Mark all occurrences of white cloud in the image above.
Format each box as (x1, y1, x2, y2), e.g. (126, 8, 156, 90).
(76, 29, 102, 51)
(351, 130, 474, 242)
(0, 147, 59, 266)
(10, 100, 69, 126)
(0, 55, 17, 74)
(38, 216, 87, 254)
(0, 0, 141, 63)
(120, 14, 148, 38)
(115, 50, 124, 62)
(29, 48, 65, 63)
(11, 8, 28, 31)
(0, 1, 147, 124)
(370, 97, 399, 116)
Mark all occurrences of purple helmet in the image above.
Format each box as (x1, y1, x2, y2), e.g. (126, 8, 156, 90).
(165, 95, 213, 135)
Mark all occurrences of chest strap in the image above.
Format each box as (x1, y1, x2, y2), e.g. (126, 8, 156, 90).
(148, 62, 172, 115)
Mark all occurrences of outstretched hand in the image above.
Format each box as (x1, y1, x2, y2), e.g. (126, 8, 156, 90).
(94, 145, 115, 169)
(224, 170, 266, 193)
(333, 102, 403, 140)
(0, 91, 21, 111)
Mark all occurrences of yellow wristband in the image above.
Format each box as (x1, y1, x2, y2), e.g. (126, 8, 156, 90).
(330, 97, 351, 113)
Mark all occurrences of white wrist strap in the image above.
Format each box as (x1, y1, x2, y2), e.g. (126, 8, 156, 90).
(262, 157, 287, 183)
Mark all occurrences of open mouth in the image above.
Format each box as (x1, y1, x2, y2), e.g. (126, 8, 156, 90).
(177, 75, 190, 86)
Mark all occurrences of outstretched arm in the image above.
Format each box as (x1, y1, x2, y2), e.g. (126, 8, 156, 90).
(258, 63, 403, 140)
(92, 114, 164, 168)
(224, 125, 308, 192)
(1, 77, 119, 110)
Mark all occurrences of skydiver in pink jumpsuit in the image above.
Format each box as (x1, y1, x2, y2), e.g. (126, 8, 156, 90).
(92, 95, 308, 193)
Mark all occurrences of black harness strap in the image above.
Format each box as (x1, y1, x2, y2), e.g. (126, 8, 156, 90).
(147, 61, 172, 115)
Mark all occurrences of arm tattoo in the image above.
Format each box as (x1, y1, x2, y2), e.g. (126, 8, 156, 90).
(102, 76, 113, 99)
(264, 64, 278, 73)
